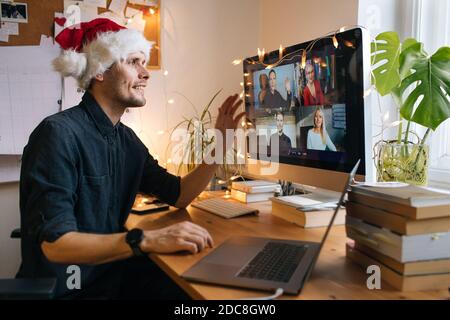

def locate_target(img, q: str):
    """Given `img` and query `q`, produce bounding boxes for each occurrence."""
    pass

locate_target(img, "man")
[269,112,292,156]
[263,69,292,111]
[18,19,245,299]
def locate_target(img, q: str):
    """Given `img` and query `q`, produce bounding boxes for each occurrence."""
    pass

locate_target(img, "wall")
[260,0,358,49]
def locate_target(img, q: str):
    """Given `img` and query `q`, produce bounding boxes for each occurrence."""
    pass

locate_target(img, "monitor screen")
[243,28,366,175]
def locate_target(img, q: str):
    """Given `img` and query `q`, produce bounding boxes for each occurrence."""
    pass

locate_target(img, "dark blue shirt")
[18,92,180,298]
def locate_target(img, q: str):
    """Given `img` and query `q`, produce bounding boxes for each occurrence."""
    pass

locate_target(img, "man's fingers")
[229,99,243,116]
[184,223,213,248]
[180,232,206,252]
[223,94,239,115]
[176,239,198,254]
[233,112,246,127]
[180,221,214,248]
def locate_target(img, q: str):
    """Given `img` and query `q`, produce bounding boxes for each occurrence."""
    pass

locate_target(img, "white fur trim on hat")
[53,29,153,89]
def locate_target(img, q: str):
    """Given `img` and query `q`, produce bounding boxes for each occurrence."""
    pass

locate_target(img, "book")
[346,243,450,291]
[351,184,450,208]
[346,216,450,263]
[348,192,450,220]
[231,180,281,194]
[346,201,450,235]
[230,189,274,203]
[271,198,345,228]
[353,241,450,276]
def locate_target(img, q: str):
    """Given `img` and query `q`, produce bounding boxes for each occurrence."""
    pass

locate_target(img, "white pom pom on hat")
[53,18,153,89]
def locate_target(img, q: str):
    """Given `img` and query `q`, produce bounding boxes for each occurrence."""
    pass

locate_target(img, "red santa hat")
[53,18,153,89]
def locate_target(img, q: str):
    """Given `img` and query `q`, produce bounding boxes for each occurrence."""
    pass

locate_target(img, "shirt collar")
[80,92,118,137]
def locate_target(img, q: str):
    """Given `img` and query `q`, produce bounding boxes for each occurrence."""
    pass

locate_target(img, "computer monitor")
[243,27,372,191]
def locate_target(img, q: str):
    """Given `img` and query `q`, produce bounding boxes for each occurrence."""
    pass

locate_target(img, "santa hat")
[53,18,153,89]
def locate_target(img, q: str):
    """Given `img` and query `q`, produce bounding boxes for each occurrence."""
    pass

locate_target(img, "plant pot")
[375,142,429,186]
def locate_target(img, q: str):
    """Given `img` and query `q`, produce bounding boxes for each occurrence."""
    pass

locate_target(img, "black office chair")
[0,228,57,300]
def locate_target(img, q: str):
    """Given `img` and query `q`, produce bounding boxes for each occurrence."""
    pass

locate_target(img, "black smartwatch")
[126,228,145,257]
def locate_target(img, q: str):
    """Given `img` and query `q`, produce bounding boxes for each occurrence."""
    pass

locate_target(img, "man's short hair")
[269,69,276,78]
[275,111,284,119]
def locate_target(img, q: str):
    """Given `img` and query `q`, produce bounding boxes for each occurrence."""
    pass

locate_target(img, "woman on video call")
[303,61,325,106]
[258,73,269,106]
[307,107,337,151]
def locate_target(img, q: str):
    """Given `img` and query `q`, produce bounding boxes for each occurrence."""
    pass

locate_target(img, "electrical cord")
[238,288,284,300]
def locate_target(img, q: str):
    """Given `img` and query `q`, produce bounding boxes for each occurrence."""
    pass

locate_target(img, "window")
[414,0,450,186]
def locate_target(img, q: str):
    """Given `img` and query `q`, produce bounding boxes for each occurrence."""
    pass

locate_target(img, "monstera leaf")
[371,32,401,96]
[398,45,450,130]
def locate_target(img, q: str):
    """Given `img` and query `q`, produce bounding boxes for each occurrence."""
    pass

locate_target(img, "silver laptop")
[182,160,360,295]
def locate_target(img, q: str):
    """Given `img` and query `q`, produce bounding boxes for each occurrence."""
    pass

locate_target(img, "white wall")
[260,0,358,49]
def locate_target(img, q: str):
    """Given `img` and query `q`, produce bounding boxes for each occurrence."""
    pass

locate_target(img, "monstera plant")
[371,31,450,185]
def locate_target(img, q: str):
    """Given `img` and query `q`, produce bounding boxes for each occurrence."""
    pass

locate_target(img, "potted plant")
[167,90,244,189]
[371,31,450,185]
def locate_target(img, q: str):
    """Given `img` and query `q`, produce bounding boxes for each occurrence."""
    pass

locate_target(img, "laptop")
[182,160,360,295]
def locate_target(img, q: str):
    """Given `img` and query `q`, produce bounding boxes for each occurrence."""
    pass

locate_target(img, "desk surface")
[126,192,449,300]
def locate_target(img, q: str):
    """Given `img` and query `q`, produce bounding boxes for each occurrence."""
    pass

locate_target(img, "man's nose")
[139,65,150,80]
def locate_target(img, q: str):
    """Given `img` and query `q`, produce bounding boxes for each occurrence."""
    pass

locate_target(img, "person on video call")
[307,107,336,151]
[18,18,245,300]
[269,111,292,156]
[258,73,269,106]
[263,69,292,111]
[303,61,325,106]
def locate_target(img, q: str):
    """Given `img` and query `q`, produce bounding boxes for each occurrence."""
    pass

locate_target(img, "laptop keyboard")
[237,242,307,283]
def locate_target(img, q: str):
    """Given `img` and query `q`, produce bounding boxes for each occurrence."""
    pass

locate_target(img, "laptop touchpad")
[204,243,259,266]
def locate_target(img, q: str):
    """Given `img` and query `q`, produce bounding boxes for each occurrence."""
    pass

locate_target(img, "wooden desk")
[126,192,449,300]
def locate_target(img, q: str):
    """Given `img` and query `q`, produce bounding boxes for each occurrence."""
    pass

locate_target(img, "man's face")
[276,114,284,133]
[103,52,149,108]
[269,72,276,92]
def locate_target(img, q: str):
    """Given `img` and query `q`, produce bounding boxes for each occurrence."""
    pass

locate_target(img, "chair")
[0,228,57,300]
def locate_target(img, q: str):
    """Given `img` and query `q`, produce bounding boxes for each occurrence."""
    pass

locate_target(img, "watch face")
[127,228,143,245]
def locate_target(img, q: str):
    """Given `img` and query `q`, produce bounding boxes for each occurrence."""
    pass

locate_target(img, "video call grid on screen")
[243,28,366,174]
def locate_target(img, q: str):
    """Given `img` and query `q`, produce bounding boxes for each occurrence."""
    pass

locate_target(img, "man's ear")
[94,73,104,82]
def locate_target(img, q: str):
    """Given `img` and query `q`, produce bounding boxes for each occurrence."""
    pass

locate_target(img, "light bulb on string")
[232,59,242,66]
[257,48,265,63]
[301,51,307,69]
[279,44,284,60]
[332,35,339,48]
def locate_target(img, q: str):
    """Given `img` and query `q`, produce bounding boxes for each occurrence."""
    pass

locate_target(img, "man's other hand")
[141,221,214,254]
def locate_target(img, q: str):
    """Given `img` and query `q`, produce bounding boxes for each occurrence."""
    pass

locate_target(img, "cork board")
[0,0,161,69]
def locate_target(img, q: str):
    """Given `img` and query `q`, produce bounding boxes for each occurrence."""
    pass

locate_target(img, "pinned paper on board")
[108,0,127,16]
[84,0,107,8]
[0,32,8,43]
[1,22,19,36]
[63,0,99,27]
[128,0,158,6]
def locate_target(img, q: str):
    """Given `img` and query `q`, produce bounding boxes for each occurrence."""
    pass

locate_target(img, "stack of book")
[230,180,281,203]
[345,184,450,291]
[271,195,346,228]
